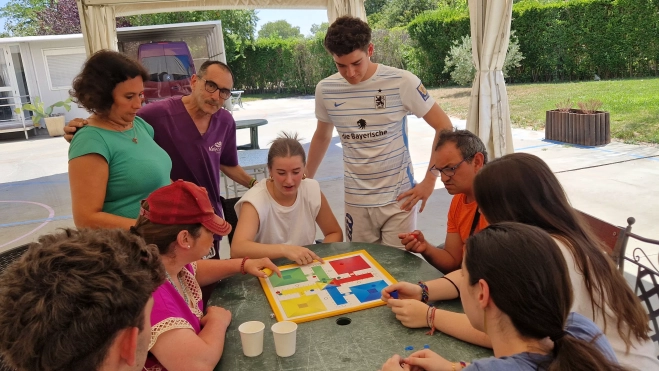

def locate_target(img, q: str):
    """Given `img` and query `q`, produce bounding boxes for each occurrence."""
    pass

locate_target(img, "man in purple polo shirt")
[64,60,255,258]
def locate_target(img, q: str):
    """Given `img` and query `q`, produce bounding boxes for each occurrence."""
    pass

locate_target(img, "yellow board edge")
[258,250,397,324]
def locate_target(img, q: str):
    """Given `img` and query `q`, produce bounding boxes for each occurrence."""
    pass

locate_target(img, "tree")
[257,20,302,39]
[372,0,439,29]
[33,0,129,36]
[310,22,328,36]
[365,0,388,16]
[1,0,51,36]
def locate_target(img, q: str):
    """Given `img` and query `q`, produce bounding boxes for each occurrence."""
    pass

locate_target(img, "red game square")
[330,256,370,274]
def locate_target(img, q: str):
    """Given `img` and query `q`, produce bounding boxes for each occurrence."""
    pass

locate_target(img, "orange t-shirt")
[446,193,489,244]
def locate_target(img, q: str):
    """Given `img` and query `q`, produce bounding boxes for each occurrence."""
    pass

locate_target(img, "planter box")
[545,109,610,146]
[43,116,66,137]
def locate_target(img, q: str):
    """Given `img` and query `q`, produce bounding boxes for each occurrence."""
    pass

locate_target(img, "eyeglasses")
[429,155,475,177]
[199,77,232,99]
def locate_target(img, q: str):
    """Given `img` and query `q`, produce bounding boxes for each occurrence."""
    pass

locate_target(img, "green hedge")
[230,36,335,94]
[231,0,659,92]
[408,0,659,85]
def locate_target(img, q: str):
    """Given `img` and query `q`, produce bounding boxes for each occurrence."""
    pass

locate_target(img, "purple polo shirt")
[137,97,238,240]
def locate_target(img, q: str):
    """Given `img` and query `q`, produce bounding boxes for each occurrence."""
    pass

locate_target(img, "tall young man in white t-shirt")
[306,16,453,246]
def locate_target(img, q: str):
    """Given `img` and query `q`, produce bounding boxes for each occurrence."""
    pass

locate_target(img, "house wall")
[21,38,89,122]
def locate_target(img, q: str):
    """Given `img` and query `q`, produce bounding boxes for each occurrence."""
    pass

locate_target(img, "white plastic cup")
[238,321,265,357]
[271,321,298,357]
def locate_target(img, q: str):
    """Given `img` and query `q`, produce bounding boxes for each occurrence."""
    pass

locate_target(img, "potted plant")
[15,96,73,137]
[545,98,610,146]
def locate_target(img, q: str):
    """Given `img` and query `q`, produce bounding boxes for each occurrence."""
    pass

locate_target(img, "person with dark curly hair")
[306,16,453,247]
[65,59,256,259]
[68,50,172,229]
[0,228,165,371]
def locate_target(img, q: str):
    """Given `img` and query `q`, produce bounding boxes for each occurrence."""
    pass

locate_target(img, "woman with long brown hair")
[382,153,656,370]
[471,153,655,368]
[381,223,624,371]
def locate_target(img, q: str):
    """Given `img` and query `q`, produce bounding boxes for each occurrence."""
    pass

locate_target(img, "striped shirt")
[315,64,435,207]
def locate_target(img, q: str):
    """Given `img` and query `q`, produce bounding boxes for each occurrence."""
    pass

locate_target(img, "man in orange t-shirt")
[399,130,488,273]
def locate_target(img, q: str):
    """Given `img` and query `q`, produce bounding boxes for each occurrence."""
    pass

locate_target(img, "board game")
[258,250,397,324]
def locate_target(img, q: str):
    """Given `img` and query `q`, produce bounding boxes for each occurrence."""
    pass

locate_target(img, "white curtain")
[466,0,514,159]
[327,0,366,23]
[77,1,118,55]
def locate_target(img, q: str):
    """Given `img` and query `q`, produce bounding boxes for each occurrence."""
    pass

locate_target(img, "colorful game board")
[259,250,397,323]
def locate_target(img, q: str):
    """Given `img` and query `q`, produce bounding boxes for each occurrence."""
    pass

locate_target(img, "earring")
[187,245,190,248]
[483,308,487,333]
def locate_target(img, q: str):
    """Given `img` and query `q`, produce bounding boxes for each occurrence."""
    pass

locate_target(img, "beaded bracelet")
[418,281,429,303]
[425,306,437,336]
[240,257,249,274]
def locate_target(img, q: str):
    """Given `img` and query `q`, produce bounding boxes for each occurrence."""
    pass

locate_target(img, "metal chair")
[0,243,30,371]
[220,149,269,198]
[577,210,631,272]
[622,217,659,356]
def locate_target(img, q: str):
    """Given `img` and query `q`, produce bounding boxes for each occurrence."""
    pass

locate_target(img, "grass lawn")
[428,77,659,144]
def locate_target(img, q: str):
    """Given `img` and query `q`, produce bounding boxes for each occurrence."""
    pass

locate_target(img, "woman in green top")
[68,50,171,229]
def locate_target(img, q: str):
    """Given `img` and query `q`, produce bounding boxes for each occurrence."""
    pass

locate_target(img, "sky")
[0,1,329,37]
[255,9,328,37]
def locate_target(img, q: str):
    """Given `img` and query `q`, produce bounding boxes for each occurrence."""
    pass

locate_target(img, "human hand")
[201,306,232,329]
[378,354,411,371]
[403,349,453,371]
[396,178,435,212]
[63,118,87,143]
[283,245,325,265]
[243,257,282,278]
[387,299,431,329]
[398,230,429,254]
[381,282,423,302]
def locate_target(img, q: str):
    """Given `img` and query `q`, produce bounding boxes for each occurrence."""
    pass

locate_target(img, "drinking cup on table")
[238,321,265,357]
[271,321,298,357]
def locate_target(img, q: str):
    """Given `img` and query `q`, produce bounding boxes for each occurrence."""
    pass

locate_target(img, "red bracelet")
[240,257,249,275]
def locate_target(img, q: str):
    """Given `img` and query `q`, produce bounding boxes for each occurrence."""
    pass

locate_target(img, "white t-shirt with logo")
[315,64,435,208]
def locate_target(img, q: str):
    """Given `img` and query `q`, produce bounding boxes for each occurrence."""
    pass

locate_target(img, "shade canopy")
[466,0,514,159]
[75,0,366,55]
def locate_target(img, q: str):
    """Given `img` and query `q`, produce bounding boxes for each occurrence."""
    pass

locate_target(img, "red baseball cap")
[141,180,231,236]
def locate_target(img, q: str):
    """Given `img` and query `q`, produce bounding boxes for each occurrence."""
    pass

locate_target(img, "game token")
[262,268,273,276]
[390,290,399,299]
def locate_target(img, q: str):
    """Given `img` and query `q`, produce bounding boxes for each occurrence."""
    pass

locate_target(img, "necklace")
[165,270,190,305]
[91,116,138,144]
[116,124,138,144]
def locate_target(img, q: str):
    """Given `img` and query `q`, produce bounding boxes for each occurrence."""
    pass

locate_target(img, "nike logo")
[334,102,346,107]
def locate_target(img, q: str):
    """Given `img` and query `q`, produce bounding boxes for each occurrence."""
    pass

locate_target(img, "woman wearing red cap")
[231,132,343,265]
[133,180,281,371]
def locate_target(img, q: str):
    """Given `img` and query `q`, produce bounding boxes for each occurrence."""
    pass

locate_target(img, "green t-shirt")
[68,116,172,219]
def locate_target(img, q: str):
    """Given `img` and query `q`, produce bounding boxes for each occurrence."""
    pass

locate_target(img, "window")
[43,47,86,90]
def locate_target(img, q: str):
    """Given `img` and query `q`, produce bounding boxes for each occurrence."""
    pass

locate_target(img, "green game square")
[269,267,308,287]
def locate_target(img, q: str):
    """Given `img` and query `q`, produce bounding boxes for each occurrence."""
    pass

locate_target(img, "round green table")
[210,242,492,370]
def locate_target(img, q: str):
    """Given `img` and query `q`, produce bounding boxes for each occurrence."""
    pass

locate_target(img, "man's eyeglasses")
[199,77,232,99]
[429,155,475,177]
